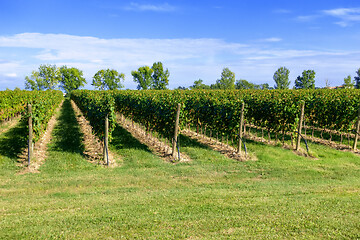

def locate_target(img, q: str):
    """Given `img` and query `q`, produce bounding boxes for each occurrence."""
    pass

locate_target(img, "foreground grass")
[0,101,359,239]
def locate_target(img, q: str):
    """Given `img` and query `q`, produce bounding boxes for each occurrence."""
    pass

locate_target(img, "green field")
[0,99,359,239]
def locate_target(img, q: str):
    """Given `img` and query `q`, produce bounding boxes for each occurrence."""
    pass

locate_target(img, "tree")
[92,69,125,90]
[325,79,331,88]
[131,66,154,90]
[355,68,360,89]
[212,68,235,89]
[25,64,61,90]
[343,75,354,89]
[176,86,187,90]
[294,70,316,89]
[38,64,61,90]
[273,67,290,89]
[59,66,86,93]
[259,83,272,90]
[151,62,169,90]
[25,71,41,90]
[235,80,272,90]
[190,79,211,90]
[235,79,259,89]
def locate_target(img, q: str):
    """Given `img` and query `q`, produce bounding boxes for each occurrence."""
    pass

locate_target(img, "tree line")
[25,62,170,93]
[24,64,360,92]
[189,67,360,90]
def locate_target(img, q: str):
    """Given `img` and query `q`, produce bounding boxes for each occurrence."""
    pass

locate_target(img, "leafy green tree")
[294,70,316,89]
[235,79,259,89]
[259,83,272,90]
[92,69,125,90]
[25,64,61,90]
[343,75,354,89]
[355,68,360,89]
[176,86,187,90]
[38,64,61,90]
[59,66,86,93]
[325,79,330,88]
[212,68,235,89]
[25,71,41,90]
[235,80,272,90]
[190,79,211,90]
[131,66,154,90]
[151,62,169,90]
[273,67,290,89]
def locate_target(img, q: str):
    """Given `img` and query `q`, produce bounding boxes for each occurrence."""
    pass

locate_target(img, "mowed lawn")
[0,100,359,239]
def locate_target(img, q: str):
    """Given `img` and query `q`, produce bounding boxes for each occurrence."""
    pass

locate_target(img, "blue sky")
[0,0,360,90]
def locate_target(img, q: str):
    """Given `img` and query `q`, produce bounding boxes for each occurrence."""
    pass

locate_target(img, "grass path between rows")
[0,99,360,239]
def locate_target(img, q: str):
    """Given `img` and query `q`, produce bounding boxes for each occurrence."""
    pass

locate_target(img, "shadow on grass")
[111,123,152,152]
[49,99,85,154]
[241,138,267,146]
[0,121,27,159]
[178,133,218,150]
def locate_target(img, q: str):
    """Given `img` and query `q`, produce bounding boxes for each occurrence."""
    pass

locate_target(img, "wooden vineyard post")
[237,102,245,154]
[104,114,109,166]
[296,102,305,151]
[28,103,33,166]
[353,107,360,151]
[172,104,181,159]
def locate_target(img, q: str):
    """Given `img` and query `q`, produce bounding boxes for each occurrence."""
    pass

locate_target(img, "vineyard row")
[70,89,360,154]
[1,89,359,163]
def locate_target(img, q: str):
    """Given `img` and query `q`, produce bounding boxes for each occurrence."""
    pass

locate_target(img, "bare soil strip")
[244,124,360,155]
[242,128,311,157]
[71,100,120,167]
[303,124,357,138]
[181,129,253,161]
[0,116,21,135]
[18,101,64,173]
[245,124,360,157]
[116,113,190,163]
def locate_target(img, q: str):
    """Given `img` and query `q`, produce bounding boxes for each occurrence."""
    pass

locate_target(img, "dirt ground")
[0,116,21,135]
[18,101,64,173]
[243,124,360,156]
[181,129,253,161]
[116,113,190,163]
[71,100,120,167]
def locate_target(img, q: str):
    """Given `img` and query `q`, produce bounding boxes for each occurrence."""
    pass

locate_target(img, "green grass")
[0,119,27,175]
[0,100,359,239]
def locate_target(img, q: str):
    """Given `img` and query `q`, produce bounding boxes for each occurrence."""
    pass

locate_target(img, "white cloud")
[0,33,249,89]
[296,15,320,22]
[260,38,282,42]
[296,7,360,27]
[0,62,23,89]
[5,73,17,78]
[335,21,349,27]
[123,2,176,12]
[323,8,360,17]
[0,33,249,66]
[0,33,358,89]
[0,61,21,75]
[323,8,360,27]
